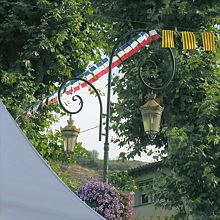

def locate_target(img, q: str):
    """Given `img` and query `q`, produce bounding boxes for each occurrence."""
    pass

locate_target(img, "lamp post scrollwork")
[58,29,175,183]
[58,77,105,178]
[104,28,175,183]
[58,77,103,142]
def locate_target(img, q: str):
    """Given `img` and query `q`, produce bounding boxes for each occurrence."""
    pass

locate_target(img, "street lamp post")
[103,28,175,183]
[58,29,175,183]
[58,77,104,173]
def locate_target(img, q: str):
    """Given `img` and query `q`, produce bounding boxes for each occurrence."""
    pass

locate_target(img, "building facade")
[129,162,175,220]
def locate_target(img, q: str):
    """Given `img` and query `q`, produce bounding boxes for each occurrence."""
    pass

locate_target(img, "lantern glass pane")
[67,137,73,151]
[61,130,77,152]
[141,110,162,134]
[63,137,68,152]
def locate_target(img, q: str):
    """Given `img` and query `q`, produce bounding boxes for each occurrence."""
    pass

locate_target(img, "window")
[138,179,154,205]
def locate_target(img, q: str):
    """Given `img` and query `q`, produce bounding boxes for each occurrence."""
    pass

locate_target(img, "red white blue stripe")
[26,30,160,116]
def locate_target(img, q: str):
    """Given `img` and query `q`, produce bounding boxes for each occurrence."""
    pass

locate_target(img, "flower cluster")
[77,181,133,220]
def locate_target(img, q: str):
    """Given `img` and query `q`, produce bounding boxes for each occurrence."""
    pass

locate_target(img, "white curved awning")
[0,101,105,220]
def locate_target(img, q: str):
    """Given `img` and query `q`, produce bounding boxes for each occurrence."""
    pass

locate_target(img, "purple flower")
[77,181,133,220]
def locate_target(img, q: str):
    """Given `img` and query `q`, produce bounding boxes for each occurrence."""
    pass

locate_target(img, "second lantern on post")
[140,94,164,142]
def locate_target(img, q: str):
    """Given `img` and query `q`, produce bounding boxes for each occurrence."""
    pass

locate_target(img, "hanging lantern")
[60,116,80,152]
[140,95,164,141]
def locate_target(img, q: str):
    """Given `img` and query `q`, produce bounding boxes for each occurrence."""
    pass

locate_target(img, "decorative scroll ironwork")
[58,77,103,141]
[138,46,175,90]
[59,93,83,115]
[104,28,176,183]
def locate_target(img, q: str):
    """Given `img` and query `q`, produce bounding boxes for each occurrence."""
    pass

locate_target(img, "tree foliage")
[109,170,137,192]
[92,0,220,218]
[0,0,107,161]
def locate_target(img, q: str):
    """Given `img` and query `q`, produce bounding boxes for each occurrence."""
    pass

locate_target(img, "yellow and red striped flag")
[202,32,215,51]
[162,30,175,48]
[182,31,196,50]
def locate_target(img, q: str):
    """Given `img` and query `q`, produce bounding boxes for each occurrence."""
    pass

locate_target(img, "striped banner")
[202,32,215,51]
[162,30,175,48]
[25,30,160,117]
[182,31,196,50]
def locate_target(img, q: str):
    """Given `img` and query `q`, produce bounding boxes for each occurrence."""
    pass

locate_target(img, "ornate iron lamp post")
[104,28,175,183]
[58,29,175,183]
[58,77,103,170]
[138,55,175,140]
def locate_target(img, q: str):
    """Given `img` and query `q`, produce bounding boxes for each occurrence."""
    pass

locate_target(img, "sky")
[53,69,156,162]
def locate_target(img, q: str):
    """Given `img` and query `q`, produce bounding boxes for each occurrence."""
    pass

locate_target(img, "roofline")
[128,161,163,176]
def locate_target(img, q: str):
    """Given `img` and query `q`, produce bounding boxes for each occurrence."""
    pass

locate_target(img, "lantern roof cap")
[141,95,164,110]
[61,116,80,133]
[145,99,161,107]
